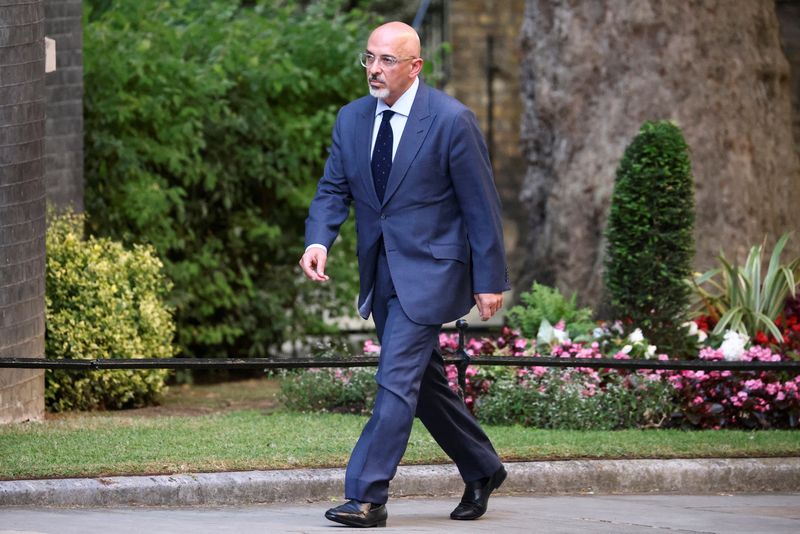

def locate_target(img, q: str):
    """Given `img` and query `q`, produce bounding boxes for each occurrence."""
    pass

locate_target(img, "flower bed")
[280,316,800,430]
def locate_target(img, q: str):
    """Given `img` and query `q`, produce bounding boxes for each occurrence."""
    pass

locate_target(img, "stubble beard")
[369,85,390,100]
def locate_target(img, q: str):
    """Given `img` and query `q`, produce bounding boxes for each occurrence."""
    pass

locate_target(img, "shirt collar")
[375,77,419,118]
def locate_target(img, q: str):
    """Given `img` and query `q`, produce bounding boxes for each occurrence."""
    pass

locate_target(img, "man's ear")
[410,58,424,78]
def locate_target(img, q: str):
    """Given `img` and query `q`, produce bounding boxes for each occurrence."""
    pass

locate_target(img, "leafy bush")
[475,369,675,430]
[45,212,176,411]
[280,367,376,414]
[605,120,695,355]
[689,233,799,343]
[507,282,595,340]
[83,0,369,357]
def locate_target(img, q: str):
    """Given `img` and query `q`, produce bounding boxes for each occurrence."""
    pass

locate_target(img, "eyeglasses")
[359,52,418,69]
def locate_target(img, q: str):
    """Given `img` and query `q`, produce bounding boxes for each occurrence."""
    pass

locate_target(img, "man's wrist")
[305,244,327,254]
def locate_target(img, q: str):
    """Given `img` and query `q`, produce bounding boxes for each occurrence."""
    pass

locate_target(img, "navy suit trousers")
[344,245,503,504]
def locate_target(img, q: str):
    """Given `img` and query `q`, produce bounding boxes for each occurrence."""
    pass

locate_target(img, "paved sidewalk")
[2,458,799,507]
[2,493,800,533]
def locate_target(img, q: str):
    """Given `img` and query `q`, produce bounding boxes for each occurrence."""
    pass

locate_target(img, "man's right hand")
[299,248,330,282]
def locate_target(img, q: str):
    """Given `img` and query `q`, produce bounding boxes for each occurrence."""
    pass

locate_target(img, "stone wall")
[0,0,47,423]
[44,0,84,212]
[446,0,526,288]
[519,0,800,310]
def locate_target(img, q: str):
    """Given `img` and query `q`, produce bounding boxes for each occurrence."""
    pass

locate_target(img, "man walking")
[299,21,509,528]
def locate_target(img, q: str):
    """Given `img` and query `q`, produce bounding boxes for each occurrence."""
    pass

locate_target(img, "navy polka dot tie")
[372,110,394,203]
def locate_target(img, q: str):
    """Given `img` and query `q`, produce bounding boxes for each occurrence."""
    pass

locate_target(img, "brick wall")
[0,0,47,423]
[445,0,526,289]
[44,0,84,212]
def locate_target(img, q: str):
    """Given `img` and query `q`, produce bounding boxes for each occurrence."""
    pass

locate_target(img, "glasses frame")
[359,52,419,69]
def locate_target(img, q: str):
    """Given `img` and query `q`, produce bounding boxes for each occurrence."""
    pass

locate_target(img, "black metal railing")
[2,321,799,392]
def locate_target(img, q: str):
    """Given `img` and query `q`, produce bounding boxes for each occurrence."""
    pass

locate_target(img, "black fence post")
[455,319,470,397]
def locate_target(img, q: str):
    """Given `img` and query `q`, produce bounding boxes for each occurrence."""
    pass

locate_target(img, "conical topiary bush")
[605,120,695,355]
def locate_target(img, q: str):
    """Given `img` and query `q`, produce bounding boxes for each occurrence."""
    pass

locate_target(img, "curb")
[1,458,799,507]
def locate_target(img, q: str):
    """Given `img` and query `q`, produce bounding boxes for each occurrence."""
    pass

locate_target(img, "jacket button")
[380,214,386,220]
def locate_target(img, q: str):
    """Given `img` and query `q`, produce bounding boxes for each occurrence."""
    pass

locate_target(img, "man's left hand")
[474,293,503,321]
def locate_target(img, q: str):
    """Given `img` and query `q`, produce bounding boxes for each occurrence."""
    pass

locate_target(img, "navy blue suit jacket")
[305,81,509,325]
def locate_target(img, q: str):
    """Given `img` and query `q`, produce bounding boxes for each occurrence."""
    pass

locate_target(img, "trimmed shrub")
[83,0,369,357]
[280,368,376,414]
[45,212,176,411]
[475,369,675,430]
[605,120,695,355]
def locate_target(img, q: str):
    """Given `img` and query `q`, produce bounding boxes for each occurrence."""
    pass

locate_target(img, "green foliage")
[690,233,799,341]
[83,0,370,356]
[507,282,595,339]
[475,372,675,430]
[604,120,696,354]
[279,368,376,414]
[45,212,176,412]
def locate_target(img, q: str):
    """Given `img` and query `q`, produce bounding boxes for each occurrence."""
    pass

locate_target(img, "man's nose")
[368,63,382,77]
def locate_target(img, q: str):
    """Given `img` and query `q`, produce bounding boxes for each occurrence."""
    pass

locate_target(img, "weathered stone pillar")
[520,0,800,311]
[44,0,83,212]
[0,0,47,423]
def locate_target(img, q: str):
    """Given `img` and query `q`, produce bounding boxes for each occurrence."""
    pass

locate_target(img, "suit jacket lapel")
[358,100,381,210]
[382,82,435,207]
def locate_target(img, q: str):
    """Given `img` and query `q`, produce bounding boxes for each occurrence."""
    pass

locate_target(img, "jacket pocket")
[429,243,468,264]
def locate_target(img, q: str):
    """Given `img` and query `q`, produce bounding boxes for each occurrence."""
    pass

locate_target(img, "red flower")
[754,331,769,346]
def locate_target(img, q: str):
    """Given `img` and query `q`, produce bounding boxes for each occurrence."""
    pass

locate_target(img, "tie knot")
[381,110,395,123]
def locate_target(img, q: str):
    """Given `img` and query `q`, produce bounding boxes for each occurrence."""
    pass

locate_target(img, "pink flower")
[363,340,381,354]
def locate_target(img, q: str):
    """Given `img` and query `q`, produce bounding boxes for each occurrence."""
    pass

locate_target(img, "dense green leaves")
[84,0,369,356]
[604,121,696,354]
[45,212,175,411]
[507,282,595,340]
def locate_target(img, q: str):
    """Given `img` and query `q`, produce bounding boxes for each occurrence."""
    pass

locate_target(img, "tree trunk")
[519,0,800,312]
[776,0,800,162]
[0,0,47,422]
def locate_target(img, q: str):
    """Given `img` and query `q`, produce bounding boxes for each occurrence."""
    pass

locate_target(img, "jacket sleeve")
[304,109,353,251]
[448,108,510,293]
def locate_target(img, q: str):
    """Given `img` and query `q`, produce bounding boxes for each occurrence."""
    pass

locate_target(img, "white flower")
[592,327,605,339]
[621,344,633,354]
[683,321,699,336]
[720,331,749,361]
[646,345,657,358]
[553,327,569,344]
[683,321,707,343]
[628,328,644,344]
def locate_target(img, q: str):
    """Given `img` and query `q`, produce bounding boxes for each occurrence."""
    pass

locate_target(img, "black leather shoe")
[450,465,507,520]
[325,499,387,528]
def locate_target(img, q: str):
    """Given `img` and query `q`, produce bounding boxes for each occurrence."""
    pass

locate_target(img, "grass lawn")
[1,379,798,480]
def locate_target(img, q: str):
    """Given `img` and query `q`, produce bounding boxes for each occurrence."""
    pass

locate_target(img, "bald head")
[368,22,421,58]
[364,21,424,106]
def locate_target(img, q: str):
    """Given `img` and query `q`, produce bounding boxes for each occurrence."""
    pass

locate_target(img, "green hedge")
[83,0,369,357]
[604,120,695,354]
[45,213,176,411]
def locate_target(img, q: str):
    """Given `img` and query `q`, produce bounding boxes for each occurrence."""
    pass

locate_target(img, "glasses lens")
[360,53,373,67]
